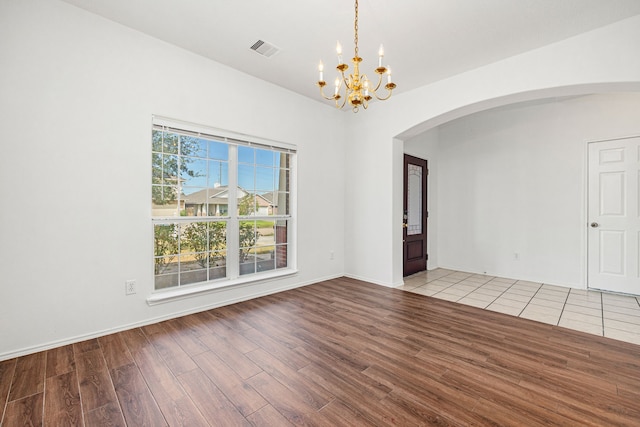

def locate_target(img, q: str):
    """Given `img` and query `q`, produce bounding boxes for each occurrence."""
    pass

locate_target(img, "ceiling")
[60,0,640,107]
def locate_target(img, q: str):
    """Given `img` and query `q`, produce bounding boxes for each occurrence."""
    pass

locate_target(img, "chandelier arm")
[367,72,395,100]
[317,83,339,101]
[371,87,394,101]
[339,69,349,86]
[336,93,348,109]
[371,72,384,92]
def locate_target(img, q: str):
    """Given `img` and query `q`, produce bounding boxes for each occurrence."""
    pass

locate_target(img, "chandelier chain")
[354,0,359,58]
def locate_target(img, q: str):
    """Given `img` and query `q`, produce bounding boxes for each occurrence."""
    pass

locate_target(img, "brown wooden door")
[403,154,428,276]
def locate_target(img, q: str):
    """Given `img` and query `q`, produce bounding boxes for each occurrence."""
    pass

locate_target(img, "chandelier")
[316,0,396,112]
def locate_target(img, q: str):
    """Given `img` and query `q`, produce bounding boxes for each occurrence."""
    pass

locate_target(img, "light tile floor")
[399,268,640,346]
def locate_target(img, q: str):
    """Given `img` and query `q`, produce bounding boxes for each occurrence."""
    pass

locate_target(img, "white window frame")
[148,116,297,305]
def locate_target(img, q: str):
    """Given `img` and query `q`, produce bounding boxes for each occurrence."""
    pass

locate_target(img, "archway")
[395,84,640,287]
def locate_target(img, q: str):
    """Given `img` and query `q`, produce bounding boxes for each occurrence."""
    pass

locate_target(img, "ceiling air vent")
[250,40,281,58]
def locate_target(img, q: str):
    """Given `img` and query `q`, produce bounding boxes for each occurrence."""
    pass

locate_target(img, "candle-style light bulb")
[364,80,370,97]
[378,44,384,67]
[387,67,392,84]
[334,77,340,95]
[336,41,343,64]
[318,61,324,82]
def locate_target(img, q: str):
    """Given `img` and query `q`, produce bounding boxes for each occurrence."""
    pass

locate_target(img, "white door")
[588,136,640,294]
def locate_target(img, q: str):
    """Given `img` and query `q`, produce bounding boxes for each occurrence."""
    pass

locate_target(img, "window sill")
[146,269,298,306]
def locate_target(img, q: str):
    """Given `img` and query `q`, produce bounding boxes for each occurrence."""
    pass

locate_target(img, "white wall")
[435,93,640,286]
[345,14,640,288]
[0,0,346,359]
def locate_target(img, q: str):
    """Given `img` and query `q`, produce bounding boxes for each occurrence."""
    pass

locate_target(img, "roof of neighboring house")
[254,193,271,207]
[183,186,275,205]
[259,192,274,205]
[260,192,291,207]
[183,186,229,205]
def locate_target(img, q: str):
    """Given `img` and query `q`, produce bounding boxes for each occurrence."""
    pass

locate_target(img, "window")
[152,118,295,291]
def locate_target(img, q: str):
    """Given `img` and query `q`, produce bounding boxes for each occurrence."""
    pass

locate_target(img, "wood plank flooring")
[1,277,640,426]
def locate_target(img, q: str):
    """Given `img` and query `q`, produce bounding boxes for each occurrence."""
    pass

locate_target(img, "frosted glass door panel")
[407,164,422,236]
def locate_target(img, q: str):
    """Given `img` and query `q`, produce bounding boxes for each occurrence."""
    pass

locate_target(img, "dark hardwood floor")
[2,277,640,426]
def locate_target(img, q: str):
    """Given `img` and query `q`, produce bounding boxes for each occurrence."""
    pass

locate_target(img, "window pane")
[208,160,228,188]
[256,148,275,166]
[276,244,287,269]
[179,221,228,285]
[152,187,180,216]
[238,220,287,272]
[238,194,257,216]
[182,221,227,260]
[203,190,227,216]
[275,220,288,268]
[164,134,179,154]
[209,222,227,251]
[152,129,163,152]
[155,272,179,290]
[256,193,272,216]
[238,164,255,190]
[154,223,179,253]
[256,166,275,192]
[152,131,179,154]
[255,221,276,272]
[239,258,256,276]
[209,265,226,280]
[256,248,275,273]
[240,220,257,248]
[277,152,290,169]
[239,220,257,276]
[275,168,290,192]
[270,191,289,215]
[256,220,275,246]
[208,140,228,160]
[152,153,181,185]
[180,254,206,272]
[180,271,208,286]
[182,188,206,216]
[181,157,208,188]
[151,153,162,184]
[238,146,254,164]
[154,224,179,287]
[178,224,207,284]
[179,261,208,286]
[180,136,207,158]
[258,192,274,216]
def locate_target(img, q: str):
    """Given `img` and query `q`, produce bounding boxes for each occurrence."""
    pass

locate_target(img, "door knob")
[590,222,599,228]
[402,223,408,228]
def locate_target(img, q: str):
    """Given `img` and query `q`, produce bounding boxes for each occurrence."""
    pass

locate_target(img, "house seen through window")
[152,120,294,290]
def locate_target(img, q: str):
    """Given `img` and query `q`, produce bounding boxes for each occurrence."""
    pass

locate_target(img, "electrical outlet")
[125,279,136,295]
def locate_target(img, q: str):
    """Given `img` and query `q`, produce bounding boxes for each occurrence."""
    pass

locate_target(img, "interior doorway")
[403,154,428,276]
